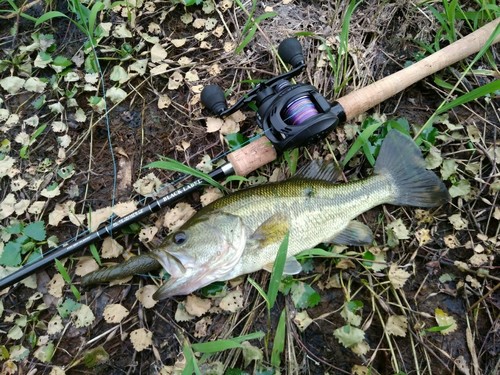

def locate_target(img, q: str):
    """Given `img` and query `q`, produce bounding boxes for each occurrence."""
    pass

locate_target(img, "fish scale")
[220,175,396,279]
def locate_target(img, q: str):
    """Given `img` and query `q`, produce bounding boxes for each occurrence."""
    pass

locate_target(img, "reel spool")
[201,38,345,152]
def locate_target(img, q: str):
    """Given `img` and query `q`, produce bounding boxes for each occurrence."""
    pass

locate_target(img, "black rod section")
[0,164,234,291]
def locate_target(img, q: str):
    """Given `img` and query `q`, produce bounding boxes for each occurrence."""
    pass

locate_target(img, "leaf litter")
[0,0,498,373]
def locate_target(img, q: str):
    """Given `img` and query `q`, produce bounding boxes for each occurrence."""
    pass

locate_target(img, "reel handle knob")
[278,38,304,68]
[201,85,227,115]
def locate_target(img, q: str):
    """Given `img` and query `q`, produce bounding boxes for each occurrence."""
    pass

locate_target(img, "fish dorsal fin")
[249,212,290,247]
[263,257,302,275]
[328,220,373,246]
[292,159,341,182]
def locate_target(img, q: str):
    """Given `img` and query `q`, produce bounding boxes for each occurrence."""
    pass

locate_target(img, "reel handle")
[278,38,304,67]
[200,84,227,115]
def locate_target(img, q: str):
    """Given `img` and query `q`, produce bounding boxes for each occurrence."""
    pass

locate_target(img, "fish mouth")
[152,267,214,299]
[151,249,216,299]
[151,242,246,300]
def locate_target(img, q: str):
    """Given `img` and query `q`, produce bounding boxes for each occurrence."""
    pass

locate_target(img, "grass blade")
[191,331,265,353]
[89,1,105,37]
[271,308,286,369]
[267,232,289,309]
[182,338,201,375]
[35,11,69,26]
[247,277,270,306]
[436,79,500,115]
[146,158,225,191]
[342,121,384,167]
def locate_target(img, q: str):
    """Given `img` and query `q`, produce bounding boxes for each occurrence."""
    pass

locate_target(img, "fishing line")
[282,95,320,126]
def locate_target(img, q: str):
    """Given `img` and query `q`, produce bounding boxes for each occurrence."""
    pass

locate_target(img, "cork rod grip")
[227,136,277,176]
[337,18,500,120]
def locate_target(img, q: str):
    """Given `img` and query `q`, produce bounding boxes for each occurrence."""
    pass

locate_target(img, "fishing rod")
[1,18,498,291]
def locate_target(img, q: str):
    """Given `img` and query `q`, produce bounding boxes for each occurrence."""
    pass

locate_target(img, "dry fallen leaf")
[130,328,153,352]
[72,304,95,328]
[103,303,130,324]
[133,173,162,196]
[200,187,223,206]
[185,295,212,317]
[139,226,158,243]
[444,234,460,249]
[388,263,411,289]
[158,95,171,109]
[136,285,159,309]
[151,43,168,63]
[386,315,407,337]
[387,218,410,240]
[88,206,113,231]
[0,194,16,220]
[219,290,244,312]
[0,76,26,94]
[206,117,224,133]
[293,311,313,332]
[414,228,430,246]
[101,237,124,259]
[47,274,65,298]
[194,316,212,338]
[50,366,66,375]
[168,71,183,90]
[47,315,64,335]
[175,302,195,322]
[163,202,196,231]
[434,308,458,335]
[468,253,489,267]
[113,201,137,217]
[74,257,99,276]
[448,213,468,230]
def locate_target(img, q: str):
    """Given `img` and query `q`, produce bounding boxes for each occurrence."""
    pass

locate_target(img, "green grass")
[234,0,277,54]
[325,0,361,96]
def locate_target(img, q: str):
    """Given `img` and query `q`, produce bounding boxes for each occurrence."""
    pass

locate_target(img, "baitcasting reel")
[201,38,345,152]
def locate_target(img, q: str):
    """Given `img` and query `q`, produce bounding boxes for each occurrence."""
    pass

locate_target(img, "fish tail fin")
[374,130,450,207]
[81,254,160,287]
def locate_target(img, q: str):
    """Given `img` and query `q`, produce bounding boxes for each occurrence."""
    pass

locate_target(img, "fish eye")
[173,231,187,245]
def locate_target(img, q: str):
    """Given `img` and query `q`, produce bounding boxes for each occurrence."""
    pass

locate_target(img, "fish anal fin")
[250,212,290,247]
[264,257,302,275]
[328,220,373,246]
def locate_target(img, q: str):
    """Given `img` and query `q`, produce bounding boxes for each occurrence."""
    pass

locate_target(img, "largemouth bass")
[82,130,449,299]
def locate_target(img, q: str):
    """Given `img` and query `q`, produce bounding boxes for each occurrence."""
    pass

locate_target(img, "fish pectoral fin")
[263,257,302,275]
[328,220,373,246]
[250,212,290,247]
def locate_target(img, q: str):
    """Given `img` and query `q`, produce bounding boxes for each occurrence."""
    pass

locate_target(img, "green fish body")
[82,131,449,299]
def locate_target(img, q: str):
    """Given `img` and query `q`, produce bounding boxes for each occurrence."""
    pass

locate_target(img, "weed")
[234,0,277,53]
[325,0,361,97]
[35,1,105,44]
[182,331,265,373]
[146,157,226,192]
[0,220,48,267]
[54,259,81,300]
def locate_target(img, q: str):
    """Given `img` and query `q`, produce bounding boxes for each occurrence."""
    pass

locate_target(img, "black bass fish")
[82,130,449,299]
